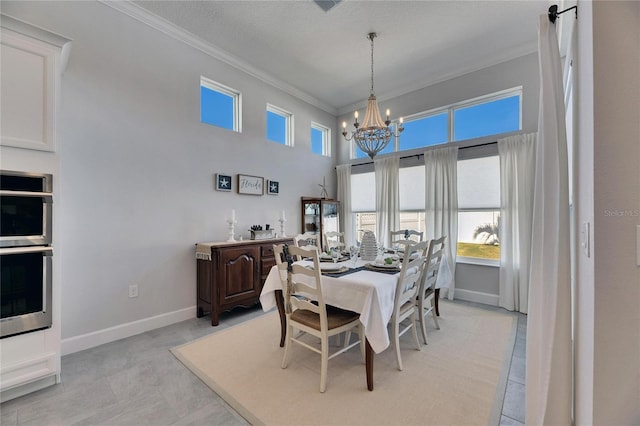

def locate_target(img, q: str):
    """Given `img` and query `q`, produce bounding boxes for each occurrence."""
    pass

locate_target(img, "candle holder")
[278,218,287,238]
[226,219,237,242]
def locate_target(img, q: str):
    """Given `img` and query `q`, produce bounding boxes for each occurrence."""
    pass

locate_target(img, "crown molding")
[100,1,337,115]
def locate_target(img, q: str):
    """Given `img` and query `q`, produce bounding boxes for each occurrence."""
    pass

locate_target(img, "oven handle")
[0,246,53,255]
[0,190,53,202]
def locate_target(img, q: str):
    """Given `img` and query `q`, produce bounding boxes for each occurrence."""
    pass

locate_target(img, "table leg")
[435,289,440,316]
[274,289,286,347]
[366,339,374,391]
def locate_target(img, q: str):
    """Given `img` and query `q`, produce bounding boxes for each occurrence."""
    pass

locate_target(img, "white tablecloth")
[259,260,399,354]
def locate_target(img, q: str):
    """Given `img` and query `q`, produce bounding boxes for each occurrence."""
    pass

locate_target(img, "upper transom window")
[200,76,241,132]
[267,104,293,146]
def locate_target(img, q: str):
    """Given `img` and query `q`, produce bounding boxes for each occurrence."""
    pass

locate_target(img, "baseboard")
[61,306,196,355]
[1,374,58,403]
[453,288,499,306]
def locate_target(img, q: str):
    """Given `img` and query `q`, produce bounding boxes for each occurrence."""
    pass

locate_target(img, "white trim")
[0,375,57,403]
[311,121,331,157]
[61,306,195,355]
[457,256,500,267]
[100,1,336,115]
[266,103,294,147]
[454,288,499,306]
[200,76,242,133]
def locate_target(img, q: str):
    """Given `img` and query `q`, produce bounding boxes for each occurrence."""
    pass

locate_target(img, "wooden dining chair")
[323,231,345,252]
[390,229,424,243]
[390,229,424,251]
[416,236,446,345]
[293,232,321,260]
[279,244,365,392]
[389,240,429,371]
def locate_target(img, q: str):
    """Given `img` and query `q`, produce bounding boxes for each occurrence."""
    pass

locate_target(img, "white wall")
[588,1,640,423]
[2,1,338,349]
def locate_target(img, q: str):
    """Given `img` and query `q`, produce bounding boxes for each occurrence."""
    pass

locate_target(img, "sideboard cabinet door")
[216,246,260,311]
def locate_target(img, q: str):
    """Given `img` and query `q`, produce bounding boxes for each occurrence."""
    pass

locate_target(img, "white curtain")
[336,164,354,247]
[374,156,399,247]
[424,147,458,298]
[526,15,572,425]
[498,133,536,313]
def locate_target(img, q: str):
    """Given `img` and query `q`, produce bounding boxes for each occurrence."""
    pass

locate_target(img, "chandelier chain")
[369,33,375,96]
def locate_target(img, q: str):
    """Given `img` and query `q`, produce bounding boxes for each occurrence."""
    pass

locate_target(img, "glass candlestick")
[278,218,287,238]
[226,219,237,242]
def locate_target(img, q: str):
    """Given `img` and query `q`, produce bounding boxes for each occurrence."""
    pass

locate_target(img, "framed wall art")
[215,173,232,191]
[237,174,264,195]
[267,180,279,195]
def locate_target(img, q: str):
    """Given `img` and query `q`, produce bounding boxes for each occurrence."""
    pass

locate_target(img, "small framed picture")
[237,174,264,195]
[215,174,232,191]
[267,180,279,195]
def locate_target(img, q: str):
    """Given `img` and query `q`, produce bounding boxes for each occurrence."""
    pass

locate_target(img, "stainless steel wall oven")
[0,171,53,339]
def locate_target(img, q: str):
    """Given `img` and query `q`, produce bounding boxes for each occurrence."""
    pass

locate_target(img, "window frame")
[350,86,522,159]
[451,88,523,142]
[200,76,242,132]
[456,154,501,266]
[266,103,294,146]
[311,121,331,157]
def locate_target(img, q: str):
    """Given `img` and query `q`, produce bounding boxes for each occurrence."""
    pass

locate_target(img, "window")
[453,94,521,141]
[350,167,427,244]
[200,76,241,132]
[351,171,376,243]
[266,104,293,146]
[350,87,521,159]
[400,111,448,151]
[311,122,331,156]
[457,156,500,261]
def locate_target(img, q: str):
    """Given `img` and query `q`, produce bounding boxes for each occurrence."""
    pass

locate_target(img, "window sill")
[456,256,499,267]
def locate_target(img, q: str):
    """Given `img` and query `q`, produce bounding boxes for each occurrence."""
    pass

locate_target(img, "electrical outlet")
[128,284,138,298]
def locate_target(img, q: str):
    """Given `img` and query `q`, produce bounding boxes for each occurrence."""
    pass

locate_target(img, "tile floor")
[1,300,526,425]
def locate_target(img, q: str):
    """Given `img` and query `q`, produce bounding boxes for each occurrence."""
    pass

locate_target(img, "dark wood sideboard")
[196,237,294,325]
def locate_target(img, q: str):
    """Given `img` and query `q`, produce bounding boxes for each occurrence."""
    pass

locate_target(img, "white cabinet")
[1,14,71,152]
[0,15,69,402]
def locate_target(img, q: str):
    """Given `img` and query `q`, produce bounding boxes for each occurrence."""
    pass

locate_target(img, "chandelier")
[342,32,403,159]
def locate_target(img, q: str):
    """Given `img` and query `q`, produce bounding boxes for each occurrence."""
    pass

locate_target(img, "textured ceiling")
[133,0,550,114]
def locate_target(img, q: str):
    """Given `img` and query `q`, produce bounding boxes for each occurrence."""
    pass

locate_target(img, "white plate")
[319,263,342,271]
[370,261,400,269]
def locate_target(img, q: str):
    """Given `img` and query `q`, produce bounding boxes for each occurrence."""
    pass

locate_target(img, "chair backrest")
[419,236,446,297]
[323,231,345,251]
[273,244,289,291]
[390,229,424,252]
[393,241,429,312]
[390,229,424,243]
[293,233,321,260]
[279,245,328,327]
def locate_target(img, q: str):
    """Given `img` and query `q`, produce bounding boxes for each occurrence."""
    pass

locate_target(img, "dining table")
[259,255,402,391]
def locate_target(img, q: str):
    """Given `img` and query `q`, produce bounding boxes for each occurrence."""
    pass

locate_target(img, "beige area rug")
[171,301,516,426]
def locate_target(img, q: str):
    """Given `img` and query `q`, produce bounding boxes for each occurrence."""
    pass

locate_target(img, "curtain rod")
[348,141,497,168]
[548,4,577,23]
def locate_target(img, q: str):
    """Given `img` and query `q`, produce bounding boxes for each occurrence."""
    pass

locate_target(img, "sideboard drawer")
[261,244,276,258]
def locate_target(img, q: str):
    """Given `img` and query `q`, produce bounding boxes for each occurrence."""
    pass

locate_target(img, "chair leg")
[393,320,403,371]
[431,299,440,330]
[320,337,329,393]
[410,312,421,351]
[418,302,429,345]
[281,324,293,369]
[358,327,366,363]
[342,331,352,349]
